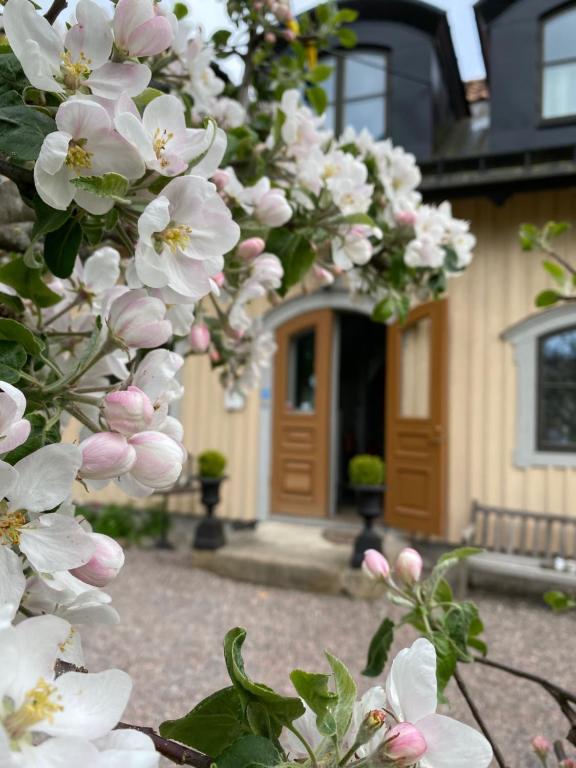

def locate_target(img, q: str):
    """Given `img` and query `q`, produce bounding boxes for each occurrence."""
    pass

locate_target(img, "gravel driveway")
[83,549,575,767]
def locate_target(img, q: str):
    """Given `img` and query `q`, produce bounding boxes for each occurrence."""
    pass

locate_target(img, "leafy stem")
[285,723,318,768]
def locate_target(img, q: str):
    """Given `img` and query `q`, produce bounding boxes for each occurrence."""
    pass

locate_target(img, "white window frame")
[503,304,576,468]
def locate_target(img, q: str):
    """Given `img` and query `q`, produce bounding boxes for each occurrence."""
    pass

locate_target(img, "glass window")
[400,316,431,419]
[288,329,316,413]
[537,325,576,451]
[323,50,387,137]
[542,7,576,119]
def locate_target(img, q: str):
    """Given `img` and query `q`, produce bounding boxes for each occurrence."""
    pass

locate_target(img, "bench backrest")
[470,501,576,559]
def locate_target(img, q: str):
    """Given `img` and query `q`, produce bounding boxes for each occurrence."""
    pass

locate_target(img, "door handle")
[428,426,444,445]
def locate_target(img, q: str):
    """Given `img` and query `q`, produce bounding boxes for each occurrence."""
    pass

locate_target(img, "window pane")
[288,329,316,413]
[344,97,385,138]
[543,63,576,118]
[538,327,576,450]
[344,53,386,99]
[400,317,431,419]
[544,8,576,63]
[321,56,337,103]
[324,104,336,133]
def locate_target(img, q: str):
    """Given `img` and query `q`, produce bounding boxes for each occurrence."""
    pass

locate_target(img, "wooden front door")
[385,300,448,535]
[271,309,333,517]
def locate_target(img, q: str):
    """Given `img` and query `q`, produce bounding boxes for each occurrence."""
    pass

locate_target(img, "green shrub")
[198,450,227,478]
[348,454,386,487]
[75,503,171,545]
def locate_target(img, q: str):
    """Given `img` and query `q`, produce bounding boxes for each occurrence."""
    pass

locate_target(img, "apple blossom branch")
[44,0,67,24]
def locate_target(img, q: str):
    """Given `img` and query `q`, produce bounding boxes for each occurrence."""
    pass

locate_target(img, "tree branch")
[115,723,212,768]
[0,158,35,199]
[44,0,68,24]
[453,667,509,768]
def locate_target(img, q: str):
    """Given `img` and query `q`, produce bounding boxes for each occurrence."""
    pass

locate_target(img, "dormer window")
[323,50,388,137]
[542,5,576,120]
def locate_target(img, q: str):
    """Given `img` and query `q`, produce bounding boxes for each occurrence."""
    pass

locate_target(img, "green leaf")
[0,54,28,97]
[0,104,55,163]
[44,219,82,279]
[70,173,130,202]
[372,296,395,324]
[266,229,316,296]
[0,341,26,383]
[325,653,356,745]
[173,1,188,19]
[433,578,453,605]
[306,64,333,84]
[362,618,394,677]
[536,289,561,308]
[159,687,249,758]
[337,28,357,48]
[519,223,540,251]
[444,603,479,661]
[289,670,337,735]
[0,291,24,315]
[341,213,375,227]
[305,85,327,115]
[437,547,483,566]
[333,8,359,24]
[544,590,576,613]
[431,633,457,693]
[543,220,570,241]
[32,197,73,240]
[542,260,566,286]
[212,29,232,47]
[215,735,282,768]
[0,318,44,354]
[0,256,62,308]
[133,88,164,110]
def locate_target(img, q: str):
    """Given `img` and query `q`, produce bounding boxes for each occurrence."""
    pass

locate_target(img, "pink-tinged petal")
[131,349,183,403]
[87,61,151,100]
[417,714,493,768]
[56,98,111,139]
[0,419,31,454]
[7,443,82,513]
[115,111,156,166]
[73,188,115,216]
[0,547,25,622]
[88,131,145,180]
[45,670,132,740]
[20,513,95,572]
[0,460,18,498]
[126,14,173,56]
[385,638,438,723]
[3,0,62,90]
[34,157,74,211]
[115,472,155,498]
[65,0,113,69]
[37,130,71,176]
[137,196,171,244]
[113,0,154,49]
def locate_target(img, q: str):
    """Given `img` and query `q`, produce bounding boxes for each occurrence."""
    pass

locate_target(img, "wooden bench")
[459,500,576,595]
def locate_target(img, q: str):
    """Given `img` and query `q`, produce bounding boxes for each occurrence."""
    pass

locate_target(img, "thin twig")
[453,667,509,768]
[543,246,576,276]
[44,0,68,24]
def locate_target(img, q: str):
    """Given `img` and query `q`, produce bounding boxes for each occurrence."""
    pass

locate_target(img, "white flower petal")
[94,730,159,768]
[83,247,121,292]
[34,160,75,211]
[56,98,111,139]
[137,196,171,244]
[0,547,25,619]
[87,61,151,100]
[115,111,156,165]
[385,638,438,723]
[190,126,227,178]
[20,513,95,573]
[19,736,99,768]
[142,93,185,137]
[73,188,115,216]
[46,669,132,740]
[3,0,62,92]
[417,713,493,768]
[1,419,31,455]
[0,460,18,498]
[0,380,26,432]
[65,0,113,69]
[7,444,82,513]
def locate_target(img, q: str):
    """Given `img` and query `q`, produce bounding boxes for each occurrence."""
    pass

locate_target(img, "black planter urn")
[350,484,386,568]
[193,476,227,550]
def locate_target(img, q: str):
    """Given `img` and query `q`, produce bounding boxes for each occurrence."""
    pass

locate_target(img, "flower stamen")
[153,128,174,168]
[158,224,193,253]
[61,50,92,90]
[65,140,93,171]
[4,679,63,741]
[0,510,26,546]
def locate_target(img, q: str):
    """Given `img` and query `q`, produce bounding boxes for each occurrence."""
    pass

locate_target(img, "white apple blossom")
[34,99,145,214]
[113,0,176,57]
[3,0,151,99]
[0,381,30,456]
[332,226,374,270]
[135,175,240,300]
[184,37,225,111]
[23,570,120,626]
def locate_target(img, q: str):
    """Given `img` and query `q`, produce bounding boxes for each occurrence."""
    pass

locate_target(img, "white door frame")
[257,289,374,521]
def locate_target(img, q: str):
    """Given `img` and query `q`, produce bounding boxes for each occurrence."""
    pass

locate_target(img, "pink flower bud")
[381,723,427,766]
[265,32,276,44]
[103,386,155,436]
[113,0,175,57]
[283,29,296,42]
[212,170,230,190]
[395,548,423,585]
[395,210,417,227]
[128,431,185,490]
[256,190,292,228]
[560,760,576,768]
[254,1,263,9]
[189,323,211,353]
[70,533,125,587]
[532,737,552,758]
[108,289,172,349]
[362,549,390,580]
[79,432,136,480]
[213,272,225,288]
[238,237,266,261]
[313,265,335,286]
[210,350,221,363]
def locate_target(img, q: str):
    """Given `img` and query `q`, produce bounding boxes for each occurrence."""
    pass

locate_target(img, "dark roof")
[344,0,469,118]
[474,0,522,24]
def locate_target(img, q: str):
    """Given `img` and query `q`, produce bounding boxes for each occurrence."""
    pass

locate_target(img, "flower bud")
[103,386,155,436]
[212,170,230,190]
[265,32,276,44]
[70,533,125,587]
[213,272,225,288]
[238,237,266,261]
[395,210,417,227]
[255,190,292,228]
[189,323,211,353]
[128,431,185,490]
[560,760,576,768]
[354,709,387,749]
[532,737,552,758]
[210,349,221,363]
[108,289,172,349]
[395,548,423,585]
[313,265,335,286]
[362,549,390,580]
[79,432,136,480]
[381,723,427,766]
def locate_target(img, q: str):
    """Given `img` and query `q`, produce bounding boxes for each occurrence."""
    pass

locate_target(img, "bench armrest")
[461,524,476,545]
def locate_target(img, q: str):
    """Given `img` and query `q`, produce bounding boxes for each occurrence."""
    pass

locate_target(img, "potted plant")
[348,454,386,568]
[193,450,228,550]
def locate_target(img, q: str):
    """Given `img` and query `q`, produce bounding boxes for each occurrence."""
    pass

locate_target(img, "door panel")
[271,310,333,517]
[385,300,448,535]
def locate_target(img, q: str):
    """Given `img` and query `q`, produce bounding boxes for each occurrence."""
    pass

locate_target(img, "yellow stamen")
[4,679,63,741]
[0,511,26,546]
[65,141,93,171]
[61,50,92,90]
[153,128,174,168]
[159,225,193,253]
